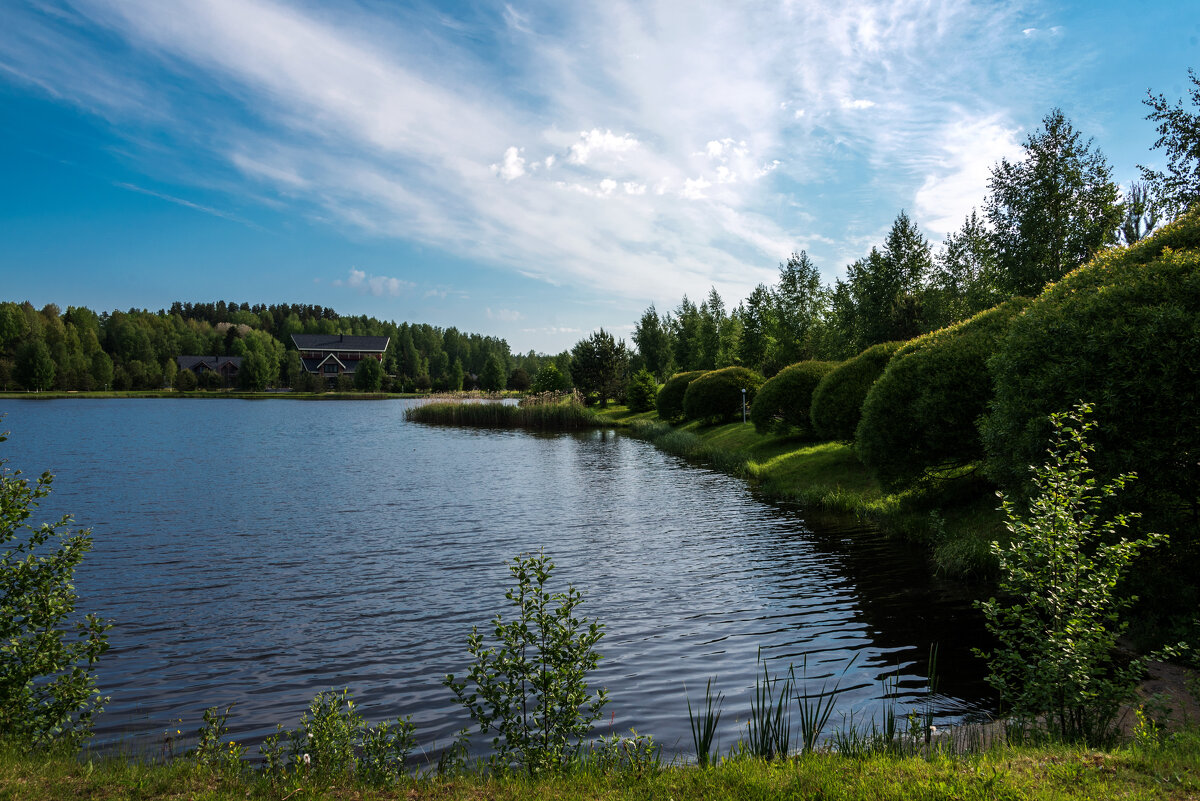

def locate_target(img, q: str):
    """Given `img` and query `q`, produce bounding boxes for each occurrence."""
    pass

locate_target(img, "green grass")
[5,736,1200,800]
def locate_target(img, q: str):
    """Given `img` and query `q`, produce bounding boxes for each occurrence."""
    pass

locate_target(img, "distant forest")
[0,300,563,393]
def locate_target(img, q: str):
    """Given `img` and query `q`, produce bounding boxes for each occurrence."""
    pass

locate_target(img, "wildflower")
[302,753,311,765]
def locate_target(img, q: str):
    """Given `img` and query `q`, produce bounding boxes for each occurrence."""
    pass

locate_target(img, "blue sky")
[1,1,1196,353]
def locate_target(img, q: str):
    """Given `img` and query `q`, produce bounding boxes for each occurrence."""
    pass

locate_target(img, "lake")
[0,398,993,760]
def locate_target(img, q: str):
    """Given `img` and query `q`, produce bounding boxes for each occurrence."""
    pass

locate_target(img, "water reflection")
[0,399,992,758]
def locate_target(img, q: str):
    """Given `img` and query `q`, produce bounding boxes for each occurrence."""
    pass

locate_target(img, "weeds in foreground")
[686,678,723,767]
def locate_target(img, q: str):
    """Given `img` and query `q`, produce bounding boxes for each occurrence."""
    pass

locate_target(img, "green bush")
[655,370,706,421]
[856,299,1028,490]
[0,428,110,750]
[749,360,839,435]
[682,367,764,424]
[810,342,902,442]
[625,369,658,413]
[981,209,1200,572]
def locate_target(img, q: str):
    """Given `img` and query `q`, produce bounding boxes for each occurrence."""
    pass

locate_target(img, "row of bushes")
[648,211,1200,607]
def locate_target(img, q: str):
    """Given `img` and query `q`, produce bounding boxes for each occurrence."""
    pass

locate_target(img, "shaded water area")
[1,399,993,760]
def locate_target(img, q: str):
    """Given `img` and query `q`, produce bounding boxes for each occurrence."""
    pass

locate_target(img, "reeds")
[686,678,724,768]
[404,399,607,430]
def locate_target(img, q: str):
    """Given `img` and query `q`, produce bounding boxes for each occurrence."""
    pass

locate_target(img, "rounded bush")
[682,366,765,424]
[625,369,658,413]
[811,342,902,442]
[982,209,1200,528]
[655,370,706,421]
[856,298,1029,490]
[750,360,839,435]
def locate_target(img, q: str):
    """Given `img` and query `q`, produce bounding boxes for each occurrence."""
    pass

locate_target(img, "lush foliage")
[624,369,658,413]
[1140,68,1200,219]
[682,367,764,425]
[531,362,572,394]
[976,404,1163,746]
[986,109,1122,296]
[856,299,1027,490]
[982,210,1200,615]
[352,356,384,392]
[749,360,838,436]
[445,551,607,775]
[654,370,706,422]
[569,329,629,407]
[0,430,110,749]
[810,342,901,442]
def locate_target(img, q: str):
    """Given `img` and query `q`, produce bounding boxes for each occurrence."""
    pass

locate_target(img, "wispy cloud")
[1,0,1065,306]
[487,307,523,322]
[332,268,414,297]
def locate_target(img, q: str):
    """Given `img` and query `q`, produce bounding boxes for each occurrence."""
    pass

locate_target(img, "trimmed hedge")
[982,209,1200,528]
[856,299,1029,490]
[682,367,765,424]
[810,342,903,442]
[656,371,707,421]
[750,360,840,435]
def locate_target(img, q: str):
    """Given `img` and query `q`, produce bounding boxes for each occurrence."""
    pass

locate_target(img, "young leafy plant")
[975,403,1166,746]
[444,551,608,775]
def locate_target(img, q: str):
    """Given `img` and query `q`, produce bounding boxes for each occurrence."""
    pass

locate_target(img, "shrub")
[982,209,1200,527]
[444,551,607,775]
[682,367,764,425]
[0,427,110,750]
[174,368,198,392]
[655,370,706,421]
[856,298,1028,490]
[749,360,839,435]
[976,404,1163,746]
[625,369,658,413]
[810,342,902,442]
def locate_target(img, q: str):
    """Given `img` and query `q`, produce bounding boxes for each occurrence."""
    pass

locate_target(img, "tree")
[354,357,384,392]
[632,304,672,380]
[531,363,570,394]
[1,427,110,749]
[173,367,197,392]
[507,367,531,393]
[570,329,628,407]
[736,285,776,374]
[927,210,1004,328]
[480,353,507,392]
[1119,181,1160,245]
[772,251,825,366]
[1140,69,1200,219]
[444,551,607,774]
[976,404,1163,746]
[986,108,1122,296]
[15,340,55,391]
[625,368,658,413]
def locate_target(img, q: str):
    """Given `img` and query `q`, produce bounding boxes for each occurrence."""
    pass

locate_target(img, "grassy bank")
[600,407,1006,578]
[5,737,1200,800]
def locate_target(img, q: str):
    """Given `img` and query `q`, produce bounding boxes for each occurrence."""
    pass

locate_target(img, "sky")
[0,1,1197,354]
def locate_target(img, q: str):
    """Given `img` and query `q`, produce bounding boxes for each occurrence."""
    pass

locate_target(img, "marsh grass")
[686,678,724,768]
[405,399,607,430]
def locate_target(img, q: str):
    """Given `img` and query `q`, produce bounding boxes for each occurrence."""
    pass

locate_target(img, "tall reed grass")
[405,399,607,431]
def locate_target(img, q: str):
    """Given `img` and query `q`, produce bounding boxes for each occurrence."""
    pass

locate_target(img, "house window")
[324,364,338,374]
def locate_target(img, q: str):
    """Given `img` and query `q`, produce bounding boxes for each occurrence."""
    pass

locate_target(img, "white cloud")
[840,98,876,110]
[487,307,523,322]
[623,182,646,195]
[681,177,712,200]
[335,268,413,297]
[913,113,1023,237]
[492,146,526,181]
[567,129,639,165]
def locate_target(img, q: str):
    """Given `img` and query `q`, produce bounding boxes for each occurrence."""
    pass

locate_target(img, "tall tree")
[927,209,1004,328]
[631,304,671,380]
[1119,181,1161,245]
[986,108,1122,296]
[772,251,824,366]
[1140,69,1200,220]
[570,329,629,407]
[736,285,776,372]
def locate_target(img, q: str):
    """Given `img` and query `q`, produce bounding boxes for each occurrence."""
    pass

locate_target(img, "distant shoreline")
[0,390,422,401]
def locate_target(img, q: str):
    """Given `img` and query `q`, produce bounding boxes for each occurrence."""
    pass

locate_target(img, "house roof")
[177,355,243,371]
[291,334,390,352]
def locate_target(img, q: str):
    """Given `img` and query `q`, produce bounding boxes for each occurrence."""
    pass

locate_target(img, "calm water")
[0,399,993,759]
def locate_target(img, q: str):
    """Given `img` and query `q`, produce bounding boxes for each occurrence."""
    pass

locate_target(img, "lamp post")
[741,387,747,424]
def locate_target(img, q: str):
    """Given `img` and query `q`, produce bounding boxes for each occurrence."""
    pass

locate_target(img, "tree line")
[0,300,558,394]
[618,77,1198,382]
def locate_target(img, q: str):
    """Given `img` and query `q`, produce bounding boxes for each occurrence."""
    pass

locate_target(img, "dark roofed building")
[291,333,390,382]
[177,355,242,387]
